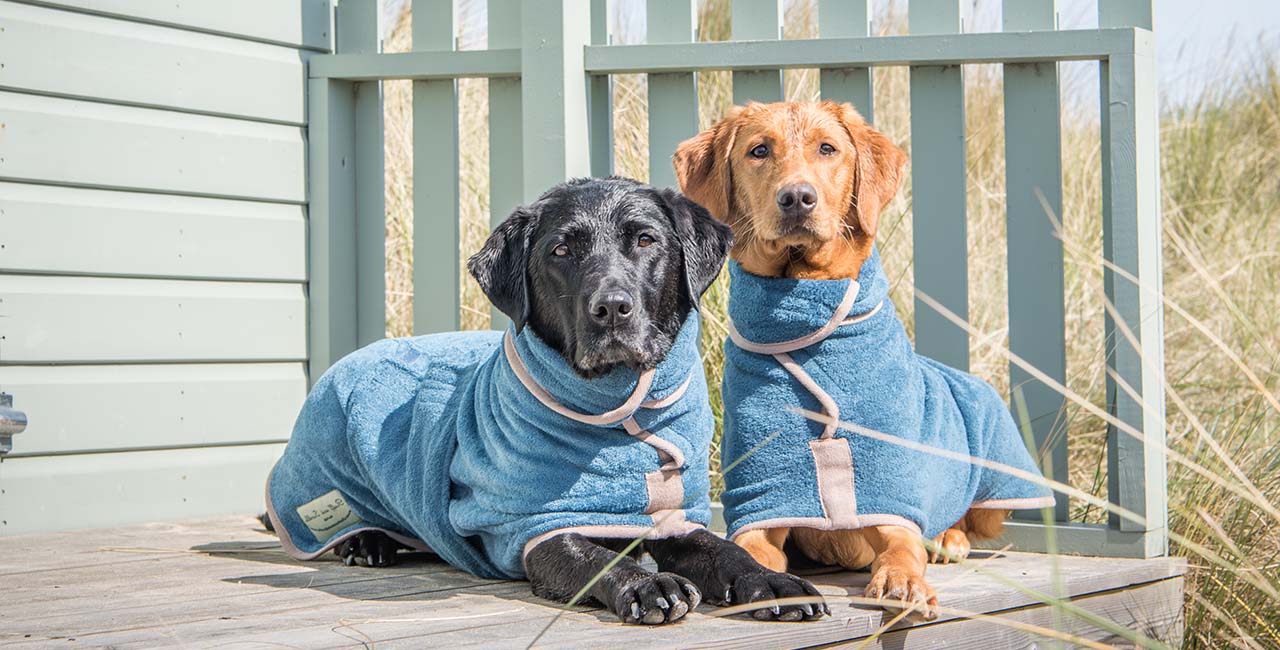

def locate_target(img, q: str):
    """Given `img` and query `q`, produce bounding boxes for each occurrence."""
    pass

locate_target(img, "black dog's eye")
[552,243,570,257]
[819,143,837,155]
[637,233,656,248]
[749,144,770,159]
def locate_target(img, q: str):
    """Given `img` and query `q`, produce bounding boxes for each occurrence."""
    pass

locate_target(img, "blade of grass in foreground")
[709,595,1119,649]
[1014,386,1067,648]
[794,406,1280,601]
[917,289,1280,533]
[522,428,788,649]
[790,407,1174,648]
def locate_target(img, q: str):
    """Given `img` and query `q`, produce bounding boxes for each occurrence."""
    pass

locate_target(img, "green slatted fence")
[306,0,1166,559]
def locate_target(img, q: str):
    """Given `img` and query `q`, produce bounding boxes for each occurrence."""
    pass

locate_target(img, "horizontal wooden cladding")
[0,363,305,456]
[0,275,306,363]
[0,91,306,203]
[15,0,332,51]
[0,443,284,535]
[0,2,307,124]
[0,182,306,282]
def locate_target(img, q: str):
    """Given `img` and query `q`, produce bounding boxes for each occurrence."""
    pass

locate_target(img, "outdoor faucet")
[0,391,27,455]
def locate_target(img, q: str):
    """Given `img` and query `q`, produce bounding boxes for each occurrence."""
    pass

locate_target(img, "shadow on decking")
[189,536,625,623]
[184,534,904,627]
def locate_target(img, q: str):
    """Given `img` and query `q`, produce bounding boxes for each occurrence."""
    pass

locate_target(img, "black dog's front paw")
[334,531,404,567]
[727,571,828,622]
[612,572,703,625]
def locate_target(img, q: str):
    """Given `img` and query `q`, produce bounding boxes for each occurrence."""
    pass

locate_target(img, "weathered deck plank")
[1,516,1185,649]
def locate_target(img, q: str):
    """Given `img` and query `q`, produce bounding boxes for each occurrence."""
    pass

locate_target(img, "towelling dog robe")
[721,250,1055,542]
[266,315,713,580]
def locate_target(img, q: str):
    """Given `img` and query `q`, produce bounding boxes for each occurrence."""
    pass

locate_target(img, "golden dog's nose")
[776,183,818,218]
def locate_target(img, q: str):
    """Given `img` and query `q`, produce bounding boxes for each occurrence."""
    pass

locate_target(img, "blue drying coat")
[266,316,712,580]
[721,250,1054,541]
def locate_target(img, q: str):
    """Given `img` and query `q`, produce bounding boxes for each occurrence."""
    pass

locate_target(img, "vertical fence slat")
[731,0,783,104]
[1002,0,1069,522]
[590,0,614,178]
[1100,30,1166,553]
[412,0,461,334]
[909,0,969,371]
[337,0,387,347]
[521,0,592,198]
[1099,0,1153,30]
[818,0,873,121]
[647,0,698,189]
[307,75,356,382]
[487,0,523,330]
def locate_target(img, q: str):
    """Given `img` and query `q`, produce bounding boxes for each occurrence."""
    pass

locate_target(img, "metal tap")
[0,391,28,455]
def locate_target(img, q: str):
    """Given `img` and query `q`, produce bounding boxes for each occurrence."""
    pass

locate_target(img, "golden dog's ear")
[828,101,906,237]
[672,107,742,222]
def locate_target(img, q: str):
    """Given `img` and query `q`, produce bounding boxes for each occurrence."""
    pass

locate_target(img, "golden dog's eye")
[552,243,570,257]
[749,144,770,159]
[637,233,656,248]
[819,143,837,155]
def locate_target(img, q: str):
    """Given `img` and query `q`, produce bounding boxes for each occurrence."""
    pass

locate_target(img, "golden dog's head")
[673,101,905,279]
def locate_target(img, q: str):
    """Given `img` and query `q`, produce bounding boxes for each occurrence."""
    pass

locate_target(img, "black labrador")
[330,177,827,624]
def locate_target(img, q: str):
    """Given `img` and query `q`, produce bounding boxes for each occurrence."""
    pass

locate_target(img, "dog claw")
[615,572,698,625]
[729,571,827,622]
[864,565,939,622]
[684,584,702,608]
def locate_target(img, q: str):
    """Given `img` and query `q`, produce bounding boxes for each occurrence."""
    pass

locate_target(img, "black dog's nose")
[589,290,634,325]
[777,183,818,218]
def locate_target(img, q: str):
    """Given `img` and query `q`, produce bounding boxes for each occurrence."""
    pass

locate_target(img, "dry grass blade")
[1041,196,1280,420]
[1187,591,1266,650]
[1097,293,1279,523]
[793,407,1149,529]
[708,595,1117,649]
[796,405,1280,601]
[918,288,1280,531]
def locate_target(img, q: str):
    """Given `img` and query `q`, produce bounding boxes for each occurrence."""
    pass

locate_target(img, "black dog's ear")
[467,205,539,331]
[656,187,733,308]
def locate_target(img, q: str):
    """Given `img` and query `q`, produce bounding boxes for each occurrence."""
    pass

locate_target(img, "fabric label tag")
[295,489,362,543]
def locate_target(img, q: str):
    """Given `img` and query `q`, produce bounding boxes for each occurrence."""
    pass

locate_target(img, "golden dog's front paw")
[864,565,939,621]
[928,528,971,564]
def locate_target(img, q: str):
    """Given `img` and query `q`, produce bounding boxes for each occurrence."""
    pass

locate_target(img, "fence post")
[307,73,356,383]
[647,0,698,189]
[909,0,969,371]
[521,0,592,198]
[308,0,382,381]
[732,0,783,104]
[342,0,386,347]
[412,0,461,334]
[1002,0,1070,522]
[487,0,523,331]
[819,0,873,122]
[1099,1,1167,556]
[590,0,614,178]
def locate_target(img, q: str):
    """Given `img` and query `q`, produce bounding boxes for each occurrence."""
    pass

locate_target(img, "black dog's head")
[468,177,732,378]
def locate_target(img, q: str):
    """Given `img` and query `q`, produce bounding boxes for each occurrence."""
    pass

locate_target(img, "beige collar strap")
[727,280,883,355]
[503,330,693,427]
[726,280,884,440]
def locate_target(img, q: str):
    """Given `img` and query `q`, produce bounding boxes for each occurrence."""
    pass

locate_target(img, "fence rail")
[306,0,1166,559]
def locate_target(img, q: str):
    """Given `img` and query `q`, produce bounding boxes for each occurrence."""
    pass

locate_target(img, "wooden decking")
[2,516,1185,649]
